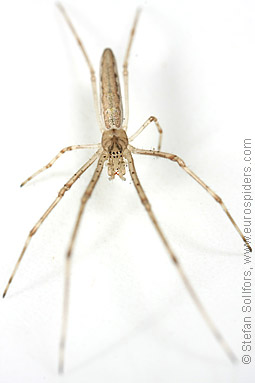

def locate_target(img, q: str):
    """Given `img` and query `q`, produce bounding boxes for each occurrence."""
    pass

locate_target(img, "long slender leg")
[129,145,252,252]
[128,116,163,150]
[3,150,101,299]
[59,154,105,374]
[122,9,141,130]
[124,149,237,363]
[56,3,104,132]
[21,144,100,187]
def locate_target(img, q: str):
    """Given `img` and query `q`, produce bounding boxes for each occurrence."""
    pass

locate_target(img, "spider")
[3,3,251,373]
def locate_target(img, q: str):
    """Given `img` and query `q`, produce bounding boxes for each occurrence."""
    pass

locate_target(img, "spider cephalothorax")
[102,128,128,180]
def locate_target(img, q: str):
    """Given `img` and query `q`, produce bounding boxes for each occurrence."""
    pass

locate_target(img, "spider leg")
[3,150,101,299]
[57,3,104,132]
[125,148,237,363]
[122,9,141,130]
[59,153,106,374]
[128,116,163,150]
[129,145,252,252]
[21,144,100,187]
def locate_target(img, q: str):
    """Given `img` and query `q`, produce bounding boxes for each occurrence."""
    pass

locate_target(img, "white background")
[0,0,254,382]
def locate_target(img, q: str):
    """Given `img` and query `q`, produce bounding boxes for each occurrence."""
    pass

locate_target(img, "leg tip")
[2,287,8,298]
[58,367,63,374]
[58,361,64,374]
[230,352,238,365]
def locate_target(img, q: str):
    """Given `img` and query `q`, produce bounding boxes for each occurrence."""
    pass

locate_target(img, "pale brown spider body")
[100,48,128,180]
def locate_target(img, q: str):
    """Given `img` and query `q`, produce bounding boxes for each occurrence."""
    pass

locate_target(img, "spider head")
[102,129,128,180]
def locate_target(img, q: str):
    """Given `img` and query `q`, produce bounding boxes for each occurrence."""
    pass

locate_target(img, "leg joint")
[58,184,70,197]
[30,227,37,236]
[172,254,179,265]
[173,156,186,167]
[215,194,222,204]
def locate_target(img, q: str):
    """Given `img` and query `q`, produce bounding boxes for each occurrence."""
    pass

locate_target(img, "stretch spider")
[3,3,251,373]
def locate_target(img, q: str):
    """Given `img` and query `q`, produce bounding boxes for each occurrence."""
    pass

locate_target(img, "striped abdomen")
[100,48,123,130]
